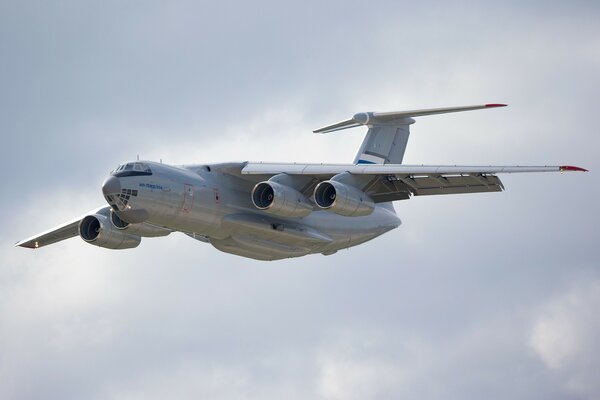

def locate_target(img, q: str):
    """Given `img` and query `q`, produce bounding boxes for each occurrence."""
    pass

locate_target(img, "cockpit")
[112,162,153,177]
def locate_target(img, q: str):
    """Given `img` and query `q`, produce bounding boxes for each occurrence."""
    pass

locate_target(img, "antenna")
[137,154,140,161]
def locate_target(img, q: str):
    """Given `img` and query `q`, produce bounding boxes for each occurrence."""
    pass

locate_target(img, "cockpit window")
[112,162,153,177]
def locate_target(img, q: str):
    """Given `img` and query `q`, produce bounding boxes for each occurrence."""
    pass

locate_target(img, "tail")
[314,104,507,165]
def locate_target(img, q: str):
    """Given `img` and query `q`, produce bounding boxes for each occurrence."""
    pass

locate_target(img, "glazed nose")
[102,176,121,195]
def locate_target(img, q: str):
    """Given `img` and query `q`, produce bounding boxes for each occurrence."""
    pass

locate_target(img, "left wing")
[240,163,587,202]
[16,206,108,249]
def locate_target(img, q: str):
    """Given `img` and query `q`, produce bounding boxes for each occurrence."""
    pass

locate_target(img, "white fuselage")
[106,161,400,260]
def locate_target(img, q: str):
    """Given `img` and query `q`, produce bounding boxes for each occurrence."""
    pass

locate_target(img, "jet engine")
[79,214,141,249]
[251,181,313,218]
[313,180,374,217]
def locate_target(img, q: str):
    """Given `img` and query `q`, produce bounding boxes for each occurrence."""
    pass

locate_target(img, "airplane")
[16,104,587,260]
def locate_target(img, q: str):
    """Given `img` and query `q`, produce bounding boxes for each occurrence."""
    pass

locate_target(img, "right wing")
[16,206,109,249]
[240,163,588,202]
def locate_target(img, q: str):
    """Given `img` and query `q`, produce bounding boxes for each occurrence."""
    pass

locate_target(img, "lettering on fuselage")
[139,182,164,190]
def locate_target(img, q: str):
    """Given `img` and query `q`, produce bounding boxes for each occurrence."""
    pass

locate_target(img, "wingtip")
[15,240,38,249]
[485,103,508,108]
[560,165,589,172]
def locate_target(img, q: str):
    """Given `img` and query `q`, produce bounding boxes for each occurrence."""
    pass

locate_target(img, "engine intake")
[314,180,374,217]
[110,210,171,237]
[251,181,313,218]
[110,211,130,229]
[79,214,141,249]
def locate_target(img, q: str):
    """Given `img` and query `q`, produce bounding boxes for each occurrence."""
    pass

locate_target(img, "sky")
[1,1,599,399]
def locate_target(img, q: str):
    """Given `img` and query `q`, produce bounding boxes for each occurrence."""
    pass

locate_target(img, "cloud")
[530,282,600,398]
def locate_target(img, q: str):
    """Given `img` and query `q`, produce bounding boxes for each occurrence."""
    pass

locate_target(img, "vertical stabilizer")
[313,104,507,165]
[352,119,414,164]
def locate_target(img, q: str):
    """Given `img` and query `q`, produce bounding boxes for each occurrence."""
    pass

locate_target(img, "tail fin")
[314,104,506,164]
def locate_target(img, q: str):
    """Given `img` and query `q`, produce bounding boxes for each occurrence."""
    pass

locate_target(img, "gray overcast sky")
[1,1,599,399]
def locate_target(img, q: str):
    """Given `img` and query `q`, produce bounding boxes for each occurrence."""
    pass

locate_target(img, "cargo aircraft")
[17,104,587,260]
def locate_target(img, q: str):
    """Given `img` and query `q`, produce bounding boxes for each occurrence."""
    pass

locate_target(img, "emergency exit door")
[182,184,194,212]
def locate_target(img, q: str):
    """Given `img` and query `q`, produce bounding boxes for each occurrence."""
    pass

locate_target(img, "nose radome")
[102,176,121,195]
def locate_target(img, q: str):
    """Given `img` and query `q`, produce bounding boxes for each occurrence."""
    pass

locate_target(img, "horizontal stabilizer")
[314,104,506,133]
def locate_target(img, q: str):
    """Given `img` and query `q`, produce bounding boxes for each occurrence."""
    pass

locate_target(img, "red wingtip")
[560,165,589,172]
[485,103,507,108]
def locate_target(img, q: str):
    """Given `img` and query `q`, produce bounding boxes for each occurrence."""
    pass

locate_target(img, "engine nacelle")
[251,181,313,218]
[314,180,374,217]
[110,211,171,237]
[79,214,141,249]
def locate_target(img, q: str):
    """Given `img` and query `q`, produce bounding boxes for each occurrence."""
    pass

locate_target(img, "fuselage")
[103,161,401,260]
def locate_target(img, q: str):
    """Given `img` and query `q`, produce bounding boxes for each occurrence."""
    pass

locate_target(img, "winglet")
[559,165,589,172]
[485,103,507,108]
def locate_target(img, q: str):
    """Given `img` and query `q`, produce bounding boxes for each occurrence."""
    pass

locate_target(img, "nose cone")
[102,175,121,195]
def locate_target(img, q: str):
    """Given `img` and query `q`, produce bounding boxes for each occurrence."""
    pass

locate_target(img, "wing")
[240,163,587,202]
[16,206,108,249]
